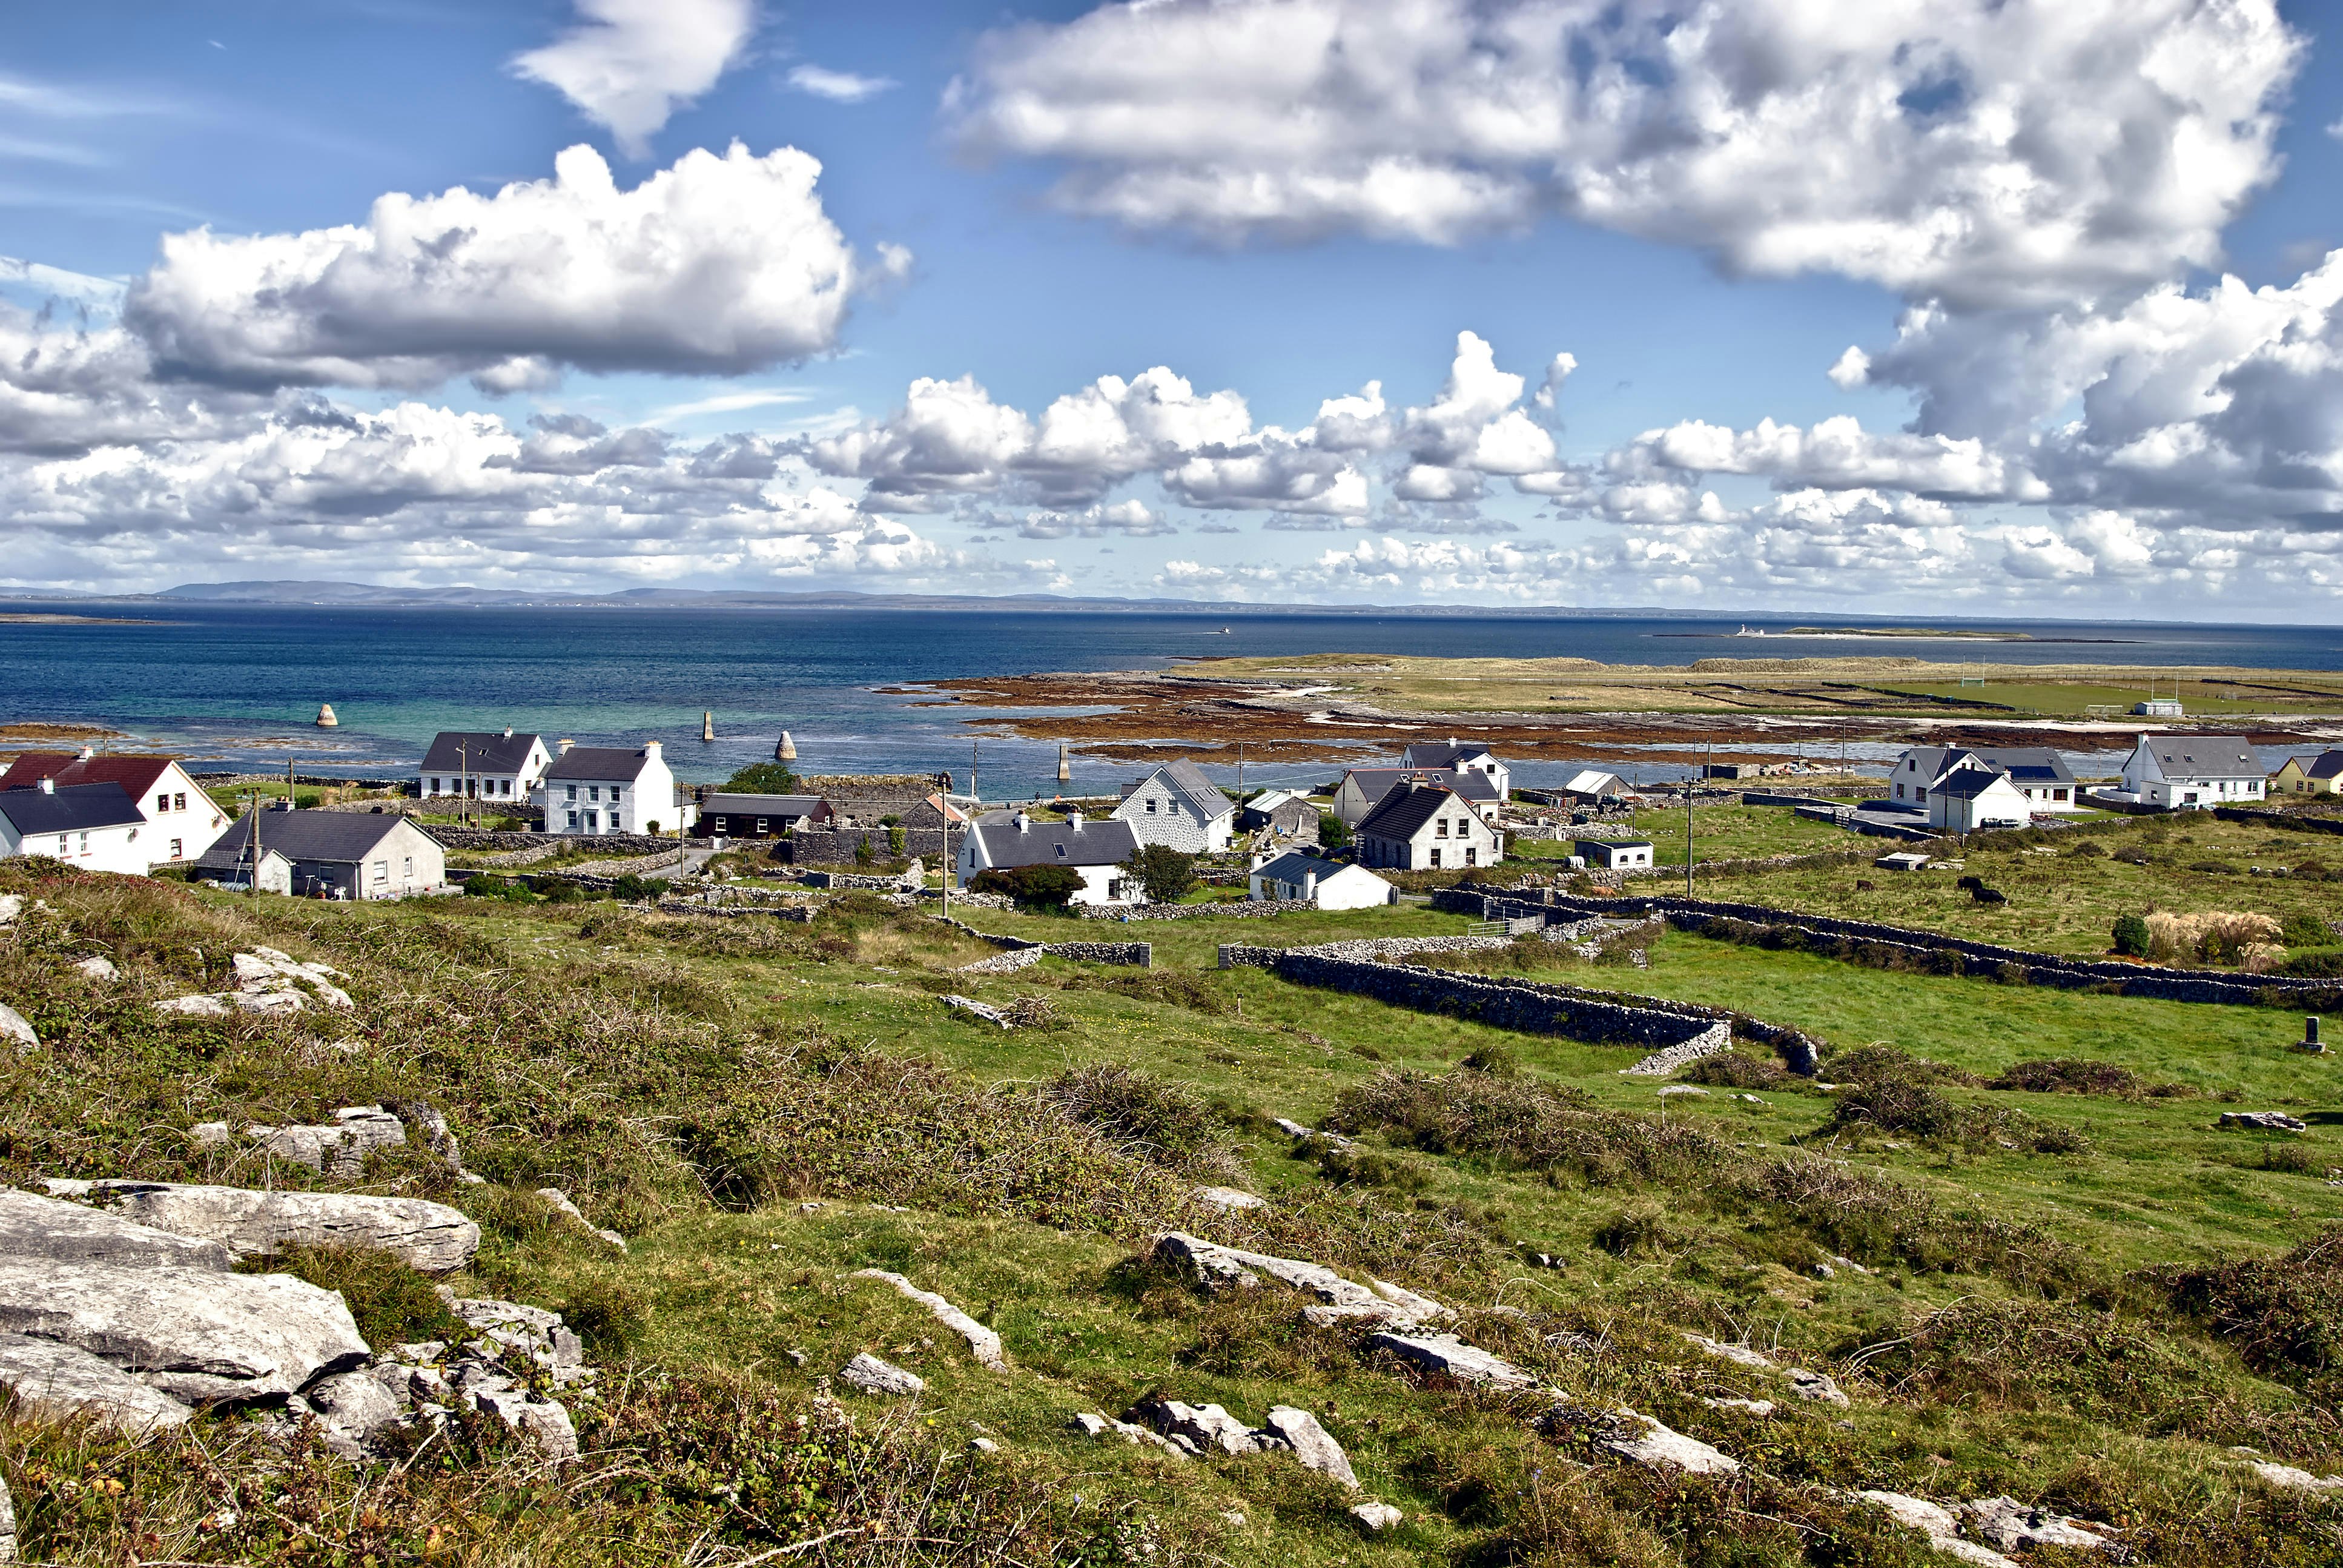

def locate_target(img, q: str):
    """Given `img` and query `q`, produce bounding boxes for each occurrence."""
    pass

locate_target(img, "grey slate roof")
[544,746,656,781]
[1137,759,1235,822]
[699,793,828,818]
[2290,750,2343,779]
[1933,766,2021,801]
[420,732,541,775]
[194,809,412,868]
[2140,735,2259,776]
[971,815,1140,870]
[1254,850,1346,883]
[1345,767,1500,805]
[0,782,144,835]
[1357,784,1467,841]
[1400,740,1497,770]
[1902,746,2075,787]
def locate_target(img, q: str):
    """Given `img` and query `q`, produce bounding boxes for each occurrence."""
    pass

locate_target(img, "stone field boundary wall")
[1215,938,1819,1071]
[787,827,953,864]
[1076,898,1320,921]
[2215,806,2343,839]
[423,828,672,856]
[1433,887,2336,1006]
[932,915,1151,968]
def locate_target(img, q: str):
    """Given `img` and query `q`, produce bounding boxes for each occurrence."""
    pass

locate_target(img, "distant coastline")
[1654,625,2138,645]
[0,612,162,626]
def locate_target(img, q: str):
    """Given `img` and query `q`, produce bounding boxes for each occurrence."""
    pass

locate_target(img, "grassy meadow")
[5,856,2343,1566]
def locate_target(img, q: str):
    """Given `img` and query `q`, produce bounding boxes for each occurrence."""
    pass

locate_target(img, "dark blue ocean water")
[2,603,2338,797]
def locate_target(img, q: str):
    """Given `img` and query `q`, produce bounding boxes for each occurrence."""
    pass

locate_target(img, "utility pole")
[1237,741,1244,799]
[246,787,260,901]
[970,739,978,807]
[457,741,470,829]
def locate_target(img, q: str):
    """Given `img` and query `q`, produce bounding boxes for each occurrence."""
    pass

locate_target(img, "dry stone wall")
[1435,887,2331,1005]
[1077,898,1324,921]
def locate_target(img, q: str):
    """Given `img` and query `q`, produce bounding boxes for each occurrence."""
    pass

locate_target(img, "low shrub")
[2281,911,2336,947]
[1679,1050,1793,1090]
[1824,1043,1978,1087]
[1059,969,1225,1014]
[2153,1226,2343,1386]
[241,1245,463,1346]
[1737,1157,2092,1292]
[1326,1068,1731,1187]
[2112,911,2152,957]
[1988,1057,2194,1099]
[1041,1064,1232,1177]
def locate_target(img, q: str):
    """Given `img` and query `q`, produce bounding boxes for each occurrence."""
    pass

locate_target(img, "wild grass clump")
[1042,1064,1234,1178]
[1326,1068,1732,1186]
[239,1245,464,1347]
[1988,1057,2195,1098]
[1823,1074,2090,1154]
[1736,1157,2092,1293]
[1824,1042,1978,1087]
[1679,1050,1797,1091]
[1058,968,1226,1014]
[2152,1226,2343,1392]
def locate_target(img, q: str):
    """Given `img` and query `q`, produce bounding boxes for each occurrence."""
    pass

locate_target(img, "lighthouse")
[315,704,338,729]
[776,731,798,761]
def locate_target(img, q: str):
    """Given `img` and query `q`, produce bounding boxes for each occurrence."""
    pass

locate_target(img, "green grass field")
[7,860,2343,1566]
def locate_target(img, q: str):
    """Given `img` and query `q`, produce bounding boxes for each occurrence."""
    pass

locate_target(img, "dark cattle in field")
[1854,879,1875,890]
[1971,886,2008,905]
[1956,875,1984,893]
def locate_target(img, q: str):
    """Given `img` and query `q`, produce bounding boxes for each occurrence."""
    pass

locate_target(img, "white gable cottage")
[0,781,151,875]
[0,750,228,866]
[1927,762,2033,832]
[1889,746,2080,814]
[195,808,446,899]
[418,729,551,806]
[1355,782,1504,872]
[1113,759,1235,852]
[959,811,1141,905]
[544,741,686,835]
[1399,740,1510,798]
[1248,849,1396,910]
[2120,734,2266,810]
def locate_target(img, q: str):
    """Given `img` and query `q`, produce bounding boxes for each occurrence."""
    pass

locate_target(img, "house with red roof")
[0,749,230,867]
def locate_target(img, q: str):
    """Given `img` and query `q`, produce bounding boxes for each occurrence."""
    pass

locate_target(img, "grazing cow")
[1854,879,1875,891]
[1972,886,2008,905]
[1956,875,1984,893]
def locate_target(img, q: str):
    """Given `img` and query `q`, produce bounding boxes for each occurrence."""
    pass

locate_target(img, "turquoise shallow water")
[2,604,2336,798]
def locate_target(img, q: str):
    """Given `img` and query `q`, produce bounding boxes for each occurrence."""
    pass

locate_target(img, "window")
[372,860,387,884]
[1465,847,1477,865]
[174,792,186,811]
[714,815,729,832]
[78,832,89,853]
[402,857,413,877]
[1429,846,1442,869]
[588,786,600,802]
[754,818,768,834]
[566,810,580,829]
[1056,844,1066,856]
[433,778,444,794]
[169,838,182,858]
[610,787,621,802]
[1435,818,1449,837]
[156,792,170,812]
[566,784,577,801]
[1146,798,1157,813]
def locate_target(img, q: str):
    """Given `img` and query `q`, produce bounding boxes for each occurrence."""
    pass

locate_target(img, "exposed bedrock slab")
[1856,1492,2018,1568]
[0,1258,367,1403]
[0,1332,195,1433]
[1539,1403,1740,1475]
[1152,1232,1438,1324]
[1264,1405,1357,1487]
[839,1352,924,1395]
[850,1269,1008,1371]
[49,1180,478,1273]
[1365,1330,1537,1391]
[0,1188,231,1271]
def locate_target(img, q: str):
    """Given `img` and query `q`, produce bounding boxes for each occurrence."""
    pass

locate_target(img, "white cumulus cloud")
[126,142,894,392]
[512,0,757,157]
[786,64,897,103]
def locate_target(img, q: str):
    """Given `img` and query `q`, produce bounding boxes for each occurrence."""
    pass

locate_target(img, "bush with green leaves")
[722,761,799,794]
[1122,842,1198,904]
[2111,911,2152,956]
[1317,812,1349,850]
[969,864,1084,908]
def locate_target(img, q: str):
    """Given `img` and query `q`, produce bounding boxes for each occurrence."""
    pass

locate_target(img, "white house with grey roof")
[1888,746,2080,813]
[1332,766,1502,828]
[193,807,444,899]
[0,780,151,875]
[1247,849,1395,909]
[2118,734,2266,810]
[1926,762,2033,832]
[1112,759,1235,852]
[959,810,1141,905]
[1355,781,1504,872]
[543,739,687,835]
[418,729,550,807]
[1398,739,1510,798]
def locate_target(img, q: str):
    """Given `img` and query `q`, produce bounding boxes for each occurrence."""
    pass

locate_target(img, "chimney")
[37,776,53,794]
[644,740,663,759]
[503,726,513,738]
[1068,812,1084,829]
[1014,812,1030,832]
[76,746,94,760]
[558,738,573,755]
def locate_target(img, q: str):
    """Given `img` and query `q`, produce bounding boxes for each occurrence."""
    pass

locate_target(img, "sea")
[2,603,2339,798]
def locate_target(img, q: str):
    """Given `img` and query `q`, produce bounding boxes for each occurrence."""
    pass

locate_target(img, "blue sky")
[1,1,2340,618]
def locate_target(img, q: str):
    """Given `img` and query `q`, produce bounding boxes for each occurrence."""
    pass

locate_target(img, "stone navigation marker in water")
[315,704,337,728]
[702,710,715,742]
[776,730,798,761]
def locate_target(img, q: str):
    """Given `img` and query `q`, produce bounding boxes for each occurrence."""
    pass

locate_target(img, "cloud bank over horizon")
[1,0,2340,618]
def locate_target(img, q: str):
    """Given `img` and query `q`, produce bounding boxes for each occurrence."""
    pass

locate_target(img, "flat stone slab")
[0,1332,194,1433]
[1072,1410,1187,1459]
[0,1258,367,1403]
[0,1003,34,1050]
[2251,1460,2343,1492]
[1189,1185,1267,1212]
[1542,1403,1740,1475]
[1349,1501,1404,1532]
[1154,1232,1430,1323]
[2220,1111,2309,1133]
[839,1352,924,1395]
[850,1269,1008,1371]
[1959,1497,2119,1555]
[1126,1395,1261,1455]
[1857,1492,2018,1568]
[1264,1404,1356,1487]
[1366,1330,1537,1391]
[1684,1332,1774,1371]
[51,1180,479,1273]
[0,1188,231,1271]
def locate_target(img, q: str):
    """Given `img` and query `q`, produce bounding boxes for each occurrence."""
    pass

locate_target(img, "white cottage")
[0,781,151,875]
[1927,764,2032,832]
[543,740,682,835]
[1888,746,2080,813]
[1248,849,1397,909]
[2119,734,2266,810]
[418,729,551,807]
[1355,782,1504,872]
[1575,838,1653,870]
[0,750,229,866]
[1113,759,1236,852]
[1398,739,1510,798]
[959,811,1142,905]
